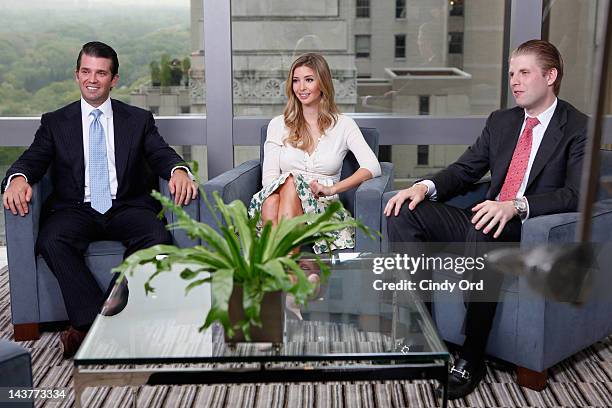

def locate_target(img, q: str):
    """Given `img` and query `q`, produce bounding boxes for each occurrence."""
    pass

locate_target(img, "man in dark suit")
[2,42,198,358]
[385,40,586,398]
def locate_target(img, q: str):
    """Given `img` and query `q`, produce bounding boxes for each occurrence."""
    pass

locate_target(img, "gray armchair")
[202,125,394,252]
[0,340,33,408]
[5,175,199,341]
[381,149,612,390]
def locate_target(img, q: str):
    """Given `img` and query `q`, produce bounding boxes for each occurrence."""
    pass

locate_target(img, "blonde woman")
[248,53,381,254]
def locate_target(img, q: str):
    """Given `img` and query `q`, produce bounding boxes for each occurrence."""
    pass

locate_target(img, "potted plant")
[114,189,373,343]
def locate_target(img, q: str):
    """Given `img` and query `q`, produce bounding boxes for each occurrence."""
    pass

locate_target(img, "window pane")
[0,1,206,239]
[417,145,430,165]
[418,95,430,115]
[543,0,609,210]
[235,145,260,167]
[231,0,506,117]
[356,0,370,18]
[544,0,606,115]
[0,1,202,117]
[395,34,407,58]
[448,32,464,54]
[232,0,356,117]
[396,0,407,19]
[173,145,208,182]
[392,145,469,189]
[355,35,371,58]
[230,0,507,185]
[449,0,464,17]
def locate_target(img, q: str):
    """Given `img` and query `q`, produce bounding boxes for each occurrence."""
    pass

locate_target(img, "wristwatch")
[512,197,528,220]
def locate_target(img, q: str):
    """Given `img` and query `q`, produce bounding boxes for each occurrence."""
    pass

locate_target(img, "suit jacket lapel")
[61,102,85,191]
[525,102,567,191]
[491,108,524,195]
[111,99,133,188]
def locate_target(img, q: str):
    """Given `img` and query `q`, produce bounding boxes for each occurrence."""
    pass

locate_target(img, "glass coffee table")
[74,253,450,407]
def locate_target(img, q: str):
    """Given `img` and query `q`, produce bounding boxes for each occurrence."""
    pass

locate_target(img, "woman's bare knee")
[263,193,280,207]
[279,175,298,199]
[262,194,280,221]
[279,175,295,191]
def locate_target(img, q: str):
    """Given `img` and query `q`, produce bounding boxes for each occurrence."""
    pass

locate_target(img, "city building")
[129,0,508,185]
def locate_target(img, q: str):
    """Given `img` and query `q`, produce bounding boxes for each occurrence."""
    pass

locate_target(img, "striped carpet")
[1,267,611,407]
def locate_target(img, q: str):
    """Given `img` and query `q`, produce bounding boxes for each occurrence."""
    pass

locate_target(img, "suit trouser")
[387,200,521,361]
[35,202,172,327]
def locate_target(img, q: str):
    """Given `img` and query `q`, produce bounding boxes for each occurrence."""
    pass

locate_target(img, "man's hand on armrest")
[168,168,198,206]
[3,176,32,217]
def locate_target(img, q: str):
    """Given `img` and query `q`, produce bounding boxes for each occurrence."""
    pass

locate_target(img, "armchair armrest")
[521,212,580,245]
[201,160,262,231]
[521,200,612,245]
[158,178,200,248]
[354,162,394,252]
[515,200,612,370]
[4,183,43,324]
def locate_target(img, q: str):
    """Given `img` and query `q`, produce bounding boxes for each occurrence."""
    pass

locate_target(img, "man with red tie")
[385,40,587,399]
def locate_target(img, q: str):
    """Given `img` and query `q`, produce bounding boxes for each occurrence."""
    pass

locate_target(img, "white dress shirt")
[419,98,558,220]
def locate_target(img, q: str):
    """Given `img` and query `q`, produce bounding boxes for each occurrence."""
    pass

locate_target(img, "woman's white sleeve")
[261,120,283,187]
[346,119,381,178]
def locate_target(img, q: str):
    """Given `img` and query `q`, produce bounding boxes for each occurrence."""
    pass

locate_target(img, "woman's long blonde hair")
[283,53,339,151]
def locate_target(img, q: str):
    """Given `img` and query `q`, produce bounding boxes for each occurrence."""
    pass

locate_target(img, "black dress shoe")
[101,278,129,316]
[444,357,486,400]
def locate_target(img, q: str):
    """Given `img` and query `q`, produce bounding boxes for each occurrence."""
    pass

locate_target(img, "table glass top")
[75,253,449,365]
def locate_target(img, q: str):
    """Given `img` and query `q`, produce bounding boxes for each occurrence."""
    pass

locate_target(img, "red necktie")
[499,117,540,201]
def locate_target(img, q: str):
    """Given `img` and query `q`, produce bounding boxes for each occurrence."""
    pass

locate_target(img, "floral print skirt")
[248,172,355,254]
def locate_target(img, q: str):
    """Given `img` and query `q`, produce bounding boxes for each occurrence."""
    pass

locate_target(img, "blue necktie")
[89,109,112,214]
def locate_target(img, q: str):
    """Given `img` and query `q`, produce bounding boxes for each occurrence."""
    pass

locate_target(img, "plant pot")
[225,287,284,344]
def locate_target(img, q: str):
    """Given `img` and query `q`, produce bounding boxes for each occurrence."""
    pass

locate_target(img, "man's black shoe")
[101,278,129,316]
[444,357,486,400]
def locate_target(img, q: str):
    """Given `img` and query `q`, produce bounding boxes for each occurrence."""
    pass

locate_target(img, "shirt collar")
[81,97,113,119]
[524,97,557,130]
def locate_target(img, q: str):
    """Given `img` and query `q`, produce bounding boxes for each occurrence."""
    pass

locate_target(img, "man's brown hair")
[511,39,564,95]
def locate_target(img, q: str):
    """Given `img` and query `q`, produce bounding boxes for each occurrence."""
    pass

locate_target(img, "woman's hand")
[309,180,334,198]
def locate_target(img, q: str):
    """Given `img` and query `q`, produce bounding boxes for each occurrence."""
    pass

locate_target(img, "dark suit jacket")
[430,99,587,218]
[2,99,185,213]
